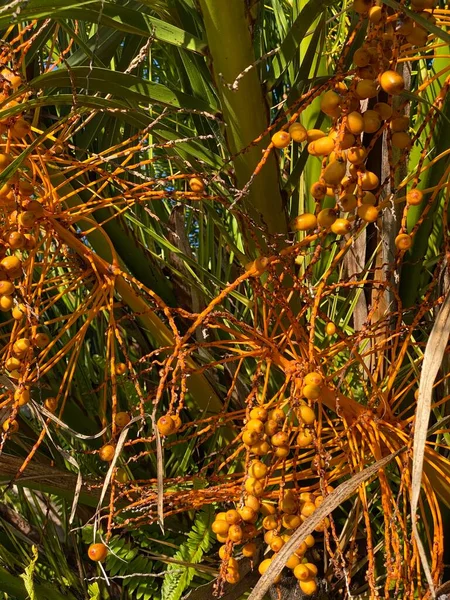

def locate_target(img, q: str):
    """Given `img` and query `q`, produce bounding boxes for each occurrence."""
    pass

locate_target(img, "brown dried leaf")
[411,290,450,598]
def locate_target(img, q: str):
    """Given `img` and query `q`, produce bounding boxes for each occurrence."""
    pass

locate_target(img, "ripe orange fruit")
[242,542,257,557]
[317,208,337,228]
[320,90,341,116]
[270,536,285,552]
[406,189,423,205]
[260,501,276,516]
[306,129,326,142]
[44,397,58,412]
[274,445,290,458]
[24,234,36,250]
[363,110,381,133]
[308,136,335,157]
[269,408,285,422]
[294,563,311,581]
[305,535,315,548]
[339,132,356,150]
[225,509,241,525]
[228,524,243,542]
[264,419,279,437]
[271,131,291,149]
[238,506,256,522]
[212,519,230,535]
[373,102,392,120]
[0,153,11,169]
[340,193,357,212]
[360,171,379,191]
[299,404,316,425]
[392,132,412,149]
[258,558,272,575]
[18,181,34,196]
[115,362,127,376]
[353,48,371,67]
[380,71,405,95]
[88,543,108,562]
[115,412,131,428]
[13,338,31,355]
[250,440,270,456]
[289,123,307,143]
[33,333,51,348]
[280,491,298,514]
[390,116,409,132]
[301,501,316,517]
[11,119,31,138]
[8,232,26,250]
[297,429,313,447]
[12,303,26,320]
[369,5,383,23]
[323,160,346,186]
[246,418,264,434]
[395,233,413,250]
[282,513,302,529]
[249,406,268,421]
[6,357,21,371]
[347,111,364,135]
[325,322,336,336]
[356,79,378,100]
[347,147,367,165]
[304,372,323,386]
[299,579,318,595]
[18,211,38,228]
[271,431,289,447]
[302,383,321,400]
[0,295,13,311]
[331,218,351,235]
[189,177,205,193]
[352,0,372,14]
[305,562,318,576]
[14,387,30,406]
[242,429,261,446]
[2,418,19,433]
[244,477,264,496]
[248,460,268,479]
[0,281,14,296]
[361,191,377,206]
[244,494,260,512]
[291,213,317,232]
[225,568,240,584]
[286,553,301,569]
[157,415,176,435]
[99,444,116,462]
[357,204,379,223]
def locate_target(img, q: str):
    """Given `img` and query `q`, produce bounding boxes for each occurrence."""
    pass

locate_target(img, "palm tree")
[0,1,450,599]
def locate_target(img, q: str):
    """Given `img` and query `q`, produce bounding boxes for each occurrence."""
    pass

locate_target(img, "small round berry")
[99,444,116,462]
[271,131,291,149]
[157,415,176,436]
[115,412,131,428]
[88,543,108,562]
[242,542,256,557]
[189,177,205,193]
[115,362,127,375]
[14,387,30,406]
[44,397,58,412]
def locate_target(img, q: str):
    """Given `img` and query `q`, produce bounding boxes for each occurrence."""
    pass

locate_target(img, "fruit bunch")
[0,61,55,436]
[271,0,437,254]
[206,371,330,593]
